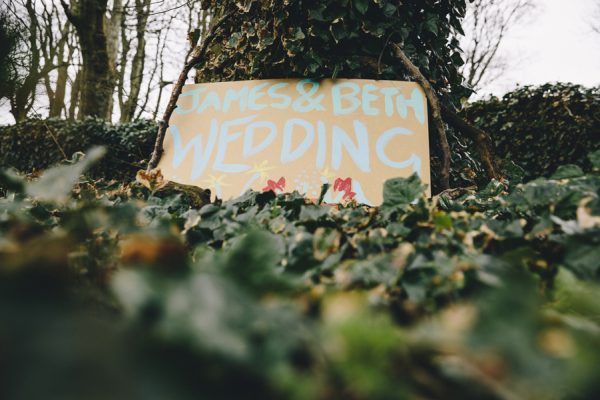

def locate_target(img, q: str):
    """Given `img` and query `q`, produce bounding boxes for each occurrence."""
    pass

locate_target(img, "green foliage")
[0,118,157,180]
[0,10,22,96]
[197,0,478,192]
[2,149,600,398]
[463,83,600,180]
[199,0,470,104]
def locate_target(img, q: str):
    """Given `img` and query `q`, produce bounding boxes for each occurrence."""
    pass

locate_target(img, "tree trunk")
[50,65,69,118]
[68,69,81,120]
[106,0,123,120]
[8,0,40,122]
[49,24,73,118]
[10,98,29,122]
[61,0,113,119]
[117,4,130,118]
[120,0,151,122]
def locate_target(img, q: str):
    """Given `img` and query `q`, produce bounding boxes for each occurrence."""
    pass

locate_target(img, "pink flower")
[334,177,356,201]
[262,176,286,193]
[342,190,356,200]
[334,177,352,193]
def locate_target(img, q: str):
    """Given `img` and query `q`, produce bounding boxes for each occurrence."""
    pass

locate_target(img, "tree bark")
[68,69,81,120]
[391,43,501,186]
[49,58,70,118]
[392,43,451,190]
[441,106,501,181]
[61,0,114,119]
[120,0,151,122]
[117,3,131,116]
[49,22,73,118]
[8,0,41,121]
[105,0,123,119]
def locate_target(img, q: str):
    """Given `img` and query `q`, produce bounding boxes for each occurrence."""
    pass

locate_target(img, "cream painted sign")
[158,79,430,205]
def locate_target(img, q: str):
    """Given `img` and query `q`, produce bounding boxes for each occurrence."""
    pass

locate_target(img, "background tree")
[0,0,70,121]
[0,10,23,106]
[1,0,210,123]
[61,0,114,119]
[115,0,210,122]
[105,0,124,118]
[119,0,152,122]
[592,0,600,35]
[460,0,535,92]
[39,1,76,118]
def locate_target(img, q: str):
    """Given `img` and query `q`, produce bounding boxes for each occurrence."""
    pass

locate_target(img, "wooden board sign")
[157,79,430,206]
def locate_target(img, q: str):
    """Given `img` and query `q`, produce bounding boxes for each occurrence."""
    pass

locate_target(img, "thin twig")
[43,120,68,160]
[31,105,68,160]
[392,43,451,190]
[441,106,501,181]
[366,51,501,184]
[146,11,234,171]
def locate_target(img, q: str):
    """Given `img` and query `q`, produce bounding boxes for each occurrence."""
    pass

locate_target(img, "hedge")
[0,118,157,180]
[463,83,600,180]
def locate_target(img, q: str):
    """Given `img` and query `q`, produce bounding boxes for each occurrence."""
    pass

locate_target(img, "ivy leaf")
[329,19,346,43]
[0,168,24,194]
[219,230,291,294]
[382,3,397,17]
[354,0,369,15]
[381,174,426,207]
[425,15,439,35]
[563,231,600,280]
[234,0,253,12]
[551,164,584,180]
[450,51,464,67]
[589,150,600,169]
[292,27,305,40]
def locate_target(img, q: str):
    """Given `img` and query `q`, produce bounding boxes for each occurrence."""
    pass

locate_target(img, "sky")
[480,0,600,97]
[1,0,599,124]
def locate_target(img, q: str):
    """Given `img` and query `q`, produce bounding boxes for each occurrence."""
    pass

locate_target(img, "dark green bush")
[3,150,600,399]
[199,0,470,104]
[0,118,157,180]
[463,83,600,180]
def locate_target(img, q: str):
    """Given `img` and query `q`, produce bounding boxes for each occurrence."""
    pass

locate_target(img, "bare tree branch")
[460,0,535,91]
[1,0,71,121]
[441,106,501,181]
[392,43,451,190]
[592,1,600,35]
[388,43,501,184]
[147,11,234,172]
[60,0,81,28]
[120,0,152,122]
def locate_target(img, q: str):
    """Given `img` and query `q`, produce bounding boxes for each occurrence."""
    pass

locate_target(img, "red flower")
[262,176,286,193]
[334,177,352,193]
[334,177,356,201]
[342,190,356,200]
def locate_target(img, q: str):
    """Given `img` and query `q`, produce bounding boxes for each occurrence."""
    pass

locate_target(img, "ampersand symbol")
[292,80,325,112]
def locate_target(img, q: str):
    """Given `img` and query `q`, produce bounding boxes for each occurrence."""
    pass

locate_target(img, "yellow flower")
[247,160,277,182]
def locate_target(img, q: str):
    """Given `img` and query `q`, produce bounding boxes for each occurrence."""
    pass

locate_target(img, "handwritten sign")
[158,79,430,205]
